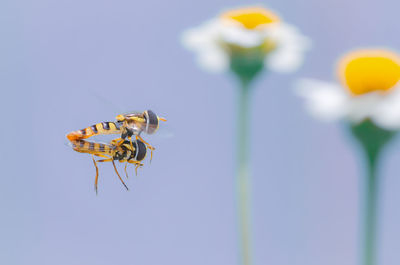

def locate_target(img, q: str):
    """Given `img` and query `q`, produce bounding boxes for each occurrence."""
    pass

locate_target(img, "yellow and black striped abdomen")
[70,140,114,157]
[66,122,122,141]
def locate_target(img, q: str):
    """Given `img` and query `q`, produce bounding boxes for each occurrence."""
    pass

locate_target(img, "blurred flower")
[182,6,310,73]
[297,48,400,265]
[182,7,311,265]
[297,49,400,130]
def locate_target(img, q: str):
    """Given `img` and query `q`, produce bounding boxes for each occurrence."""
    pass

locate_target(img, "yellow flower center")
[337,49,400,95]
[221,7,280,29]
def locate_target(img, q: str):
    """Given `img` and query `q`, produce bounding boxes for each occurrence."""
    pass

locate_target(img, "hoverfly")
[69,138,147,193]
[66,110,166,159]
[115,110,167,157]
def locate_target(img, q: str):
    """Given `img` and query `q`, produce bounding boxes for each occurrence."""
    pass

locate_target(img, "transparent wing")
[119,110,142,117]
[87,89,124,114]
[149,122,174,139]
[83,134,123,144]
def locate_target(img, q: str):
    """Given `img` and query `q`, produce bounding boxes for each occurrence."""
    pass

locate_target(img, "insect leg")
[92,155,99,195]
[128,160,143,176]
[110,138,124,146]
[136,135,155,162]
[124,161,129,179]
[96,154,111,159]
[128,136,135,152]
[96,158,129,191]
[111,159,129,191]
[135,163,140,175]
[136,135,155,150]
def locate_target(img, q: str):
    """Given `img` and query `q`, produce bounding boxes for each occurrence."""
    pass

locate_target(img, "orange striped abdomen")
[66,122,121,141]
[71,140,114,156]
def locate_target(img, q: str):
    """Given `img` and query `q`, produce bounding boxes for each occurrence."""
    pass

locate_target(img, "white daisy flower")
[182,6,311,73]
[297,49,400,130]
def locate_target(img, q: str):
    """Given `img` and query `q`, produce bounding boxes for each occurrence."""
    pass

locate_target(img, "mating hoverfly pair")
[67,110,166,193]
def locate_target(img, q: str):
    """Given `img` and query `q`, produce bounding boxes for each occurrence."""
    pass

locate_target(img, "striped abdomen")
[67,122,121,141]
[70,140,114,156]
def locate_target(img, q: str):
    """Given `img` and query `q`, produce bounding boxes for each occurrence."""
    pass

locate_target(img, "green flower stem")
[363,150,379,265]
[230,52,263,265]
[350,120,396,265]
[236,78,253,265]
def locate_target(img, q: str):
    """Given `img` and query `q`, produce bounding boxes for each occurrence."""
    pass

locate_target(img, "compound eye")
[145,110,159,134]
[135,140,147,161]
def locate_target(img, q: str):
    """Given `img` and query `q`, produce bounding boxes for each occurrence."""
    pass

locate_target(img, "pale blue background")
[2,0,400,264]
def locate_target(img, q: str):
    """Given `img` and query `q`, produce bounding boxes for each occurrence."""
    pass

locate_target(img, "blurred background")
[2,0,400,264]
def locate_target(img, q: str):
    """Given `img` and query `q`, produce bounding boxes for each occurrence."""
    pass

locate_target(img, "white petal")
[267,24,311,48]
[181,28,206,50]
[267,47,305,72]
[296,79,348,121]
[220,25,265,47]
[181,20,229,72]
[181,20,221,50]
[344,93,382,124]
[297,78,400,128]
[264,23,311,72]
[371,86,400,129]
[197,47,229,72]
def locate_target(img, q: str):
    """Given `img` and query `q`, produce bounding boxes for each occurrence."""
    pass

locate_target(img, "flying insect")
[115,110,167,157]
[69,138,147,193]
[66,110,166,159]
